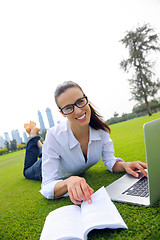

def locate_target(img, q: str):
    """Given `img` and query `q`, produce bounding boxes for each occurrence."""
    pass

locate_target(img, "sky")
[0,0,160,140]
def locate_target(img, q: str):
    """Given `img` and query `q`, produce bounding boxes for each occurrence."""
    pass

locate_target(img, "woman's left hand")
[123,161,148,178]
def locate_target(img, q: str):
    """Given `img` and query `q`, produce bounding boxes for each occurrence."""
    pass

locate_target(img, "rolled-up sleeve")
[102,132,123,172]
[40,130,64,199]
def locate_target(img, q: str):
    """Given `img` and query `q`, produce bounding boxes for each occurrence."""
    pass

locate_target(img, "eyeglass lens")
[62,97,87,115]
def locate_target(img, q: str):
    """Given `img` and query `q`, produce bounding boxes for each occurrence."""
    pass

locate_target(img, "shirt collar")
[67,121,101,149]
[68,123,79,149]
[89,127,101,143]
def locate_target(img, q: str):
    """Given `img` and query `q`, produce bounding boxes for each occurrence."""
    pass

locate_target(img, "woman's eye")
[77,99,84,106]
[65,106,73,111]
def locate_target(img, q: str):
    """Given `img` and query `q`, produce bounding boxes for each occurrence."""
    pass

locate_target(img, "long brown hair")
[54,81,111,133]
[89,103,110,133]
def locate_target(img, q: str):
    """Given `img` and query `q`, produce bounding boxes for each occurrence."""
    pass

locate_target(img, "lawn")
[0,112,160,240]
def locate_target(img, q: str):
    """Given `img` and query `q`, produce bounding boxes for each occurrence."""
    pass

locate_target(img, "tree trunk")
[139,73,152,116]
[144,96,152,116]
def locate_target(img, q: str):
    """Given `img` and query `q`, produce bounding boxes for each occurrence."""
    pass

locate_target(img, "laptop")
[106,118,160,206]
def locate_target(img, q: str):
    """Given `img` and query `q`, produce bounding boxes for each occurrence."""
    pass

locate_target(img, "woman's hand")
[123,161,147,178]
[65,176,94,205]
[113,160,147,178]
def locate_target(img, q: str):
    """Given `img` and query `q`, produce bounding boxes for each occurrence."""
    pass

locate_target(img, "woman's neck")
[70,123,89,141]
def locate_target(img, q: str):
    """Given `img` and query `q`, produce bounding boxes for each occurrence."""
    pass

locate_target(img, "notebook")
[106,118,160,206]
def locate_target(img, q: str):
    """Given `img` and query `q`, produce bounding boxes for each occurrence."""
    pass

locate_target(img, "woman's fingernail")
[88,199,92,204]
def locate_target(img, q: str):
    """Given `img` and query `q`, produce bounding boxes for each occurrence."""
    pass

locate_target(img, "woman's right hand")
[65,176,94,205]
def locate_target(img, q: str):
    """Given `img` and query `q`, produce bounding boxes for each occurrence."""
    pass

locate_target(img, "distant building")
[11,130,21,145]
[23,132,28,143]
[0,136,5,149]
[4,132,10,143]
[46,108,55,128]
[38,110,45,132]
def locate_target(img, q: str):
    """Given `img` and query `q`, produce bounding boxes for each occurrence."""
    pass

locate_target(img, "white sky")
[0,0,160,140]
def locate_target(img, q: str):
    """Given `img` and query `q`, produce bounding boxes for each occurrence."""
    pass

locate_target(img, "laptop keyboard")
[122,176,149,198]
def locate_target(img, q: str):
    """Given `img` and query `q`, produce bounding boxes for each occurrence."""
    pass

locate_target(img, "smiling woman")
[55,81,111,132]
[23,81,147,206]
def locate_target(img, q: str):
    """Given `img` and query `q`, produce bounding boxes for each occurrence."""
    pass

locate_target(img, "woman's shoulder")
[44,120,69,147]
[47,119,68,137]
[98,127,110,136]
[98,128,111,142]
[90,127,110,141]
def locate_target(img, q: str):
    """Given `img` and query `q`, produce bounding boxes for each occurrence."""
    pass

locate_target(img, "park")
[0,112,160,240]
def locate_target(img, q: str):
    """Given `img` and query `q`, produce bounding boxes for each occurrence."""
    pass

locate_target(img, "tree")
[39,130,47,142]
[4,141,10,152]
[17,143,25,150]
[10,140,17,151]
[113,112,119,117]
[120,23,160,116]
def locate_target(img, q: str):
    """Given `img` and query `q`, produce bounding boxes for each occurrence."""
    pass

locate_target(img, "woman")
[24,81,147,205]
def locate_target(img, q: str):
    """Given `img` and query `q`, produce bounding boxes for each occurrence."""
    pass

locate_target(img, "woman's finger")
[68,188,83,205]
[136,162,148,177]
[80,180,94,203]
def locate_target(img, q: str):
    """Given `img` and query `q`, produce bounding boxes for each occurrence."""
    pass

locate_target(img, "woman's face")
[57,87,91,128]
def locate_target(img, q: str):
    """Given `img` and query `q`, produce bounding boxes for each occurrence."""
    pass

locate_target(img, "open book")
[40,186,128,240]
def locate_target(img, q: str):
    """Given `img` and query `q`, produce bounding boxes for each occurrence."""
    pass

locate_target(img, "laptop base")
[106,173,150,206]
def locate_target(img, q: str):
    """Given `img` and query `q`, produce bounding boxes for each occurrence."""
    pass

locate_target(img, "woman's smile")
[75,112,87,122]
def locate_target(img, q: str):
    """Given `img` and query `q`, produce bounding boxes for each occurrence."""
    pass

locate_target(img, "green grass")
[0,112,160,240]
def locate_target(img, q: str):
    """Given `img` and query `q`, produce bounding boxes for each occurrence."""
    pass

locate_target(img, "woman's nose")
[74,105,82,115]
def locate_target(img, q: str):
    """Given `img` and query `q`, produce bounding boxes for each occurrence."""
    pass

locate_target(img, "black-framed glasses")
[59,96,88,115]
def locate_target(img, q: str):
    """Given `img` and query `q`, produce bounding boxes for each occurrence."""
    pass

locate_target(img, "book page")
[81,187,128,239]
[40,205,83,240]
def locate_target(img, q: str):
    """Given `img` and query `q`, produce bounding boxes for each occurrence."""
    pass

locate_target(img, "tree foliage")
[132,100,160,114]
[4,141,10,152]
[17,143,25,150]
[39,130,47,142]
[10,139,17,151]
[120,23,160,116]
[0,147,8,155]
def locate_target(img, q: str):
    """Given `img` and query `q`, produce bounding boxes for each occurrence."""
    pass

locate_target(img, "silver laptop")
[106,118,160,206]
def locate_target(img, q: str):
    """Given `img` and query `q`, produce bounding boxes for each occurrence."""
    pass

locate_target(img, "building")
[11,130,22,145]
[38,110,45,132]
[46,108,55,128]
[0,136,5,149]
[4,132,10,143]
[23,132,28,143]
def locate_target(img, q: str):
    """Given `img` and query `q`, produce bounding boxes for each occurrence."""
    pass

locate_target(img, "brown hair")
[54,81,111,133]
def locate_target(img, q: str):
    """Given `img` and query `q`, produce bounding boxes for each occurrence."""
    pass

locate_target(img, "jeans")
[23,136,42,181]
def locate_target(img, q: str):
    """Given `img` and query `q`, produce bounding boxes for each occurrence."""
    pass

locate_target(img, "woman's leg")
[23,122,42,181]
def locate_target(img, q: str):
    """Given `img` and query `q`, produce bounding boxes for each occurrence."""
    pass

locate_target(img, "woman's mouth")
[76,113,86,122]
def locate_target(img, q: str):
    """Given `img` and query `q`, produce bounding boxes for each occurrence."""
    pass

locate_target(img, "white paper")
[40,205,83,240]
[81,187,128,239]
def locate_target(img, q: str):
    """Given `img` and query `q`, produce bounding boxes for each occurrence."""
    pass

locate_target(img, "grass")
[0,112,160,240]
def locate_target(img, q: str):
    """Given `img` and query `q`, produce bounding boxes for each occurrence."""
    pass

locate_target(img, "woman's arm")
[40,130,62,199]
[101,131,147,178]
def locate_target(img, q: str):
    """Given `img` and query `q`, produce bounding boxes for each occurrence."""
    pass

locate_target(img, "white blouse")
[40,119,123,199]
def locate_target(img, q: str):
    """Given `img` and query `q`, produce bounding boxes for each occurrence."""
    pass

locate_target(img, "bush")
[0,147,8,155]
[107,100,160,125]
[132,100,160,114]
[17,144,26,150]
